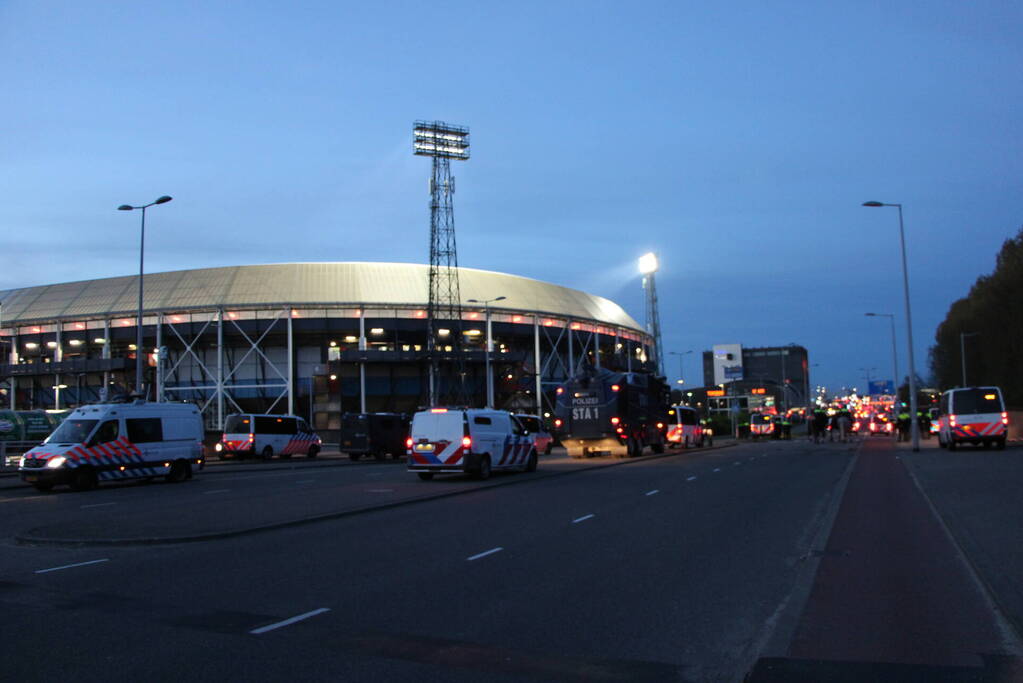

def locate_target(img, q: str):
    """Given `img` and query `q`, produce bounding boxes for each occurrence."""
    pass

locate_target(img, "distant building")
[702,344,810,407]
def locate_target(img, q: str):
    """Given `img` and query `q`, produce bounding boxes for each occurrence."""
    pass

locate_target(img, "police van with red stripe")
[937,386,1008,450]
[215,413,321,460]
[18,400,204,492]
[407,408,537,481]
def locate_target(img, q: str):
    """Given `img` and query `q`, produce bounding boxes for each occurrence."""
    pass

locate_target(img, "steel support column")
[533,316,542,417]
[567,322,574,378]
[54,325,62,409]
[155,314,163,402]
[359,309,367,413]
[216,309,224,430]
[287,313,294,415]
[102,319,110,401]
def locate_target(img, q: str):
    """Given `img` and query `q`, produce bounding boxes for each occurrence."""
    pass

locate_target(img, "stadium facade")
[0,263,654,432]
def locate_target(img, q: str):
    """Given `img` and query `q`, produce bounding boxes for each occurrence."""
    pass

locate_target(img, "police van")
[937,386,1008,450]
[666,405,705,448]
[407,408,537,481]
[216,413,321,460]
[18,400,204,492]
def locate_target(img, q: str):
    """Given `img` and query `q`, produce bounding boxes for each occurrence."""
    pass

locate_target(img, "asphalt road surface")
[1,437,1021,682]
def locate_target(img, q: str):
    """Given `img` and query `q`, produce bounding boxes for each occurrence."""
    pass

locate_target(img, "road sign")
[869,379,895,395]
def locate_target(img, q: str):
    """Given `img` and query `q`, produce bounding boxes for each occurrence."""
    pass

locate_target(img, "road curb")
[14,442,737,548]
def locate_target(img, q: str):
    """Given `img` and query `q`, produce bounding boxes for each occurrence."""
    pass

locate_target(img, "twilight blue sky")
[2,1,1021,392]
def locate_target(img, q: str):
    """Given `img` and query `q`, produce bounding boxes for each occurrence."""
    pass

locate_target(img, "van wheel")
[166,460,190,483]
[280,452,293,459]
[32,483,54,492]
[70,467,98,492]
[307,445,319,459]
[948,438,958,452]
[476,455,492,480]
[651,440,665,454]
[524,450,538,473]
[417,472,434,481]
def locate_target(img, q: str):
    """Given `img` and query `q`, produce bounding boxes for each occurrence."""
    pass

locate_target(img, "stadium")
[0,262,654,433]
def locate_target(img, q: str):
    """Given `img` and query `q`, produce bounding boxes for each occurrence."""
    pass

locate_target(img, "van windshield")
[45,419,98,444]
[954,389,1004,414]
[224,415,251,433]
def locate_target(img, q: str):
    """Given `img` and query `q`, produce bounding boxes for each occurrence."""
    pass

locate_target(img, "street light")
[960,331,979,387]
[467,295,506,408]
[863,200,919,451]
[118,195,172,397]
[865,313,899,401]
[668,350,692,387]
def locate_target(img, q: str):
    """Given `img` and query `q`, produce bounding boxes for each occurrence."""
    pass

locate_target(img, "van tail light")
[656,423,664,429]
[1002,412,1009,425]
[461,436,472,450]
[405,437,413,449]
[611,384,620,392]
[610,417,620,425]
[556,387,564,395]
[247,433,254,442]
[615,427,623,434]
[554,418,562,428]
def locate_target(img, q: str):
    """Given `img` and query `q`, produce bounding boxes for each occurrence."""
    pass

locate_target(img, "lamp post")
[668,350,692,387]
[960,332,979,387]
[118,195,172,397]
[863,201,919,451]
[467,296,505,408]
[865,312,899,400]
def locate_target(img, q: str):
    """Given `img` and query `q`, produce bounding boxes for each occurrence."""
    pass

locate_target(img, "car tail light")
[611,384,620,392]
[853,422,860,431]
[405,437,413,449]
[886,423,893,432]
[554,418,562,428]
[248,433,254,442]
[615,427,623,434]
[1002,412,1009,425]
[610,417,620,425]
[870,423,876,432]
[656,422,664,429]
[461,436,472,449]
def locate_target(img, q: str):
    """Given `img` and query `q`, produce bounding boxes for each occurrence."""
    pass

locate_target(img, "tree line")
[929,227,1023,407]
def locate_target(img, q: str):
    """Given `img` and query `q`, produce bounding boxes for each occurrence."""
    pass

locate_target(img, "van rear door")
[951,388,1007,438]
[409,410,466,467]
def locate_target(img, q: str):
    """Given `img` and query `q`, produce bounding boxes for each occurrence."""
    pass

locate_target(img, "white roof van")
[18,400,204,492]
[407,408,536,481]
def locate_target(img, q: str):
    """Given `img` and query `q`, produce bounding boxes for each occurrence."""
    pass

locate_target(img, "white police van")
[937,386,1008,450]
[18,400,204,492]
[407,408,536,481]
[216,413,321,460]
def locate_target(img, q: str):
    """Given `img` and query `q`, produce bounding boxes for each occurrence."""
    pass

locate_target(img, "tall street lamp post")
[960,331,979,387]
[863,201,919,451]
[669,350,692,386]
[467,296,505,408]
[118,196,172,397]
[865,312,899,400]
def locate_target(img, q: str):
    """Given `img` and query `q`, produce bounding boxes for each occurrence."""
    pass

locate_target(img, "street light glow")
[638,252,658,275]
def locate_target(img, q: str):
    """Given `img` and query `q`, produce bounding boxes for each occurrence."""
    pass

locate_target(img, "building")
[0,262,654,433]
[702,343,810,408]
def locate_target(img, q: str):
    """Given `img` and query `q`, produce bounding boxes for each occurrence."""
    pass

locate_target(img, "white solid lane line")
[203,489,230,495]
[572,514,595,524]
[466,547,504,562]
[250,607,331,635]
[36,558,109,574]
[80,502,116,509]
[645,489,659,496]
[687,476,698,481]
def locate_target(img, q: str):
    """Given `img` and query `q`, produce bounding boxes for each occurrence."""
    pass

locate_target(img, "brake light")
[461,436,472,449]
[405,437,413,449]
[556,387,564,395]
[611,384,620,392]
[1002,412,1009,425]
[950,414,957,427]
[656,422,664,429]
[853,422,860,430]
[248,433,254,442]
[610,417,620,425]
[554,418,562,428]
[615,427,623,434]
[870,423,876,431]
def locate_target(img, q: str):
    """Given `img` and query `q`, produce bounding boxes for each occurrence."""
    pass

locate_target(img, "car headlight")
[45,456,67,469]
[214,443,223,452]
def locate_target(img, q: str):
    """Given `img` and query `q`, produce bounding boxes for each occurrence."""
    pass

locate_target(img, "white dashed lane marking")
[203,489,230,495]
[36,559,109,574]
[466,547,504,562]
[250,608,331,635]
[687,476,698,481]
[572,514,596,524]
[645,489,659,496]
[80,502,116,509]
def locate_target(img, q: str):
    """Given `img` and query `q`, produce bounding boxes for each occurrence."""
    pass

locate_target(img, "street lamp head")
[467,299,479,303]
[638,252,658,275]
[494,296,506,302]
[862,201,884,207]
[117,204,133,211]
[154,195,173,205]
[865,312,876,317]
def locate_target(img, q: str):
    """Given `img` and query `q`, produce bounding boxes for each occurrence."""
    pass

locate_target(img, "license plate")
[24,475,38,482]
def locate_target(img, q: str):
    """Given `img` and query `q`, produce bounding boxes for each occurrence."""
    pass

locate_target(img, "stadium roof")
[0,262,644,332]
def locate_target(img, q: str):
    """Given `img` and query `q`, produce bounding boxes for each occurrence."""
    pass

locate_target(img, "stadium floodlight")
[413,121,470,160]
[638,252,659,275]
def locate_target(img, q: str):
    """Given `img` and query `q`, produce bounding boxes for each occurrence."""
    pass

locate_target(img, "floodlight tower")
[414,121,470,405]
[639,252,664,375]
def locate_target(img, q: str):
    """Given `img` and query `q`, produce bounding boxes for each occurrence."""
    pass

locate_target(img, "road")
[1,438,1021,682]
